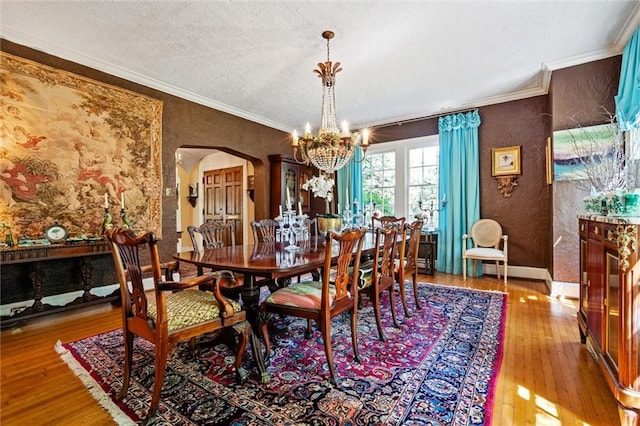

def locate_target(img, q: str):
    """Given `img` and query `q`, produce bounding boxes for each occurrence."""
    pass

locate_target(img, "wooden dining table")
[174,232,379,329]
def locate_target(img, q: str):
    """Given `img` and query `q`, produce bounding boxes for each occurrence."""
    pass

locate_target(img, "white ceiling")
[2,1,640,136]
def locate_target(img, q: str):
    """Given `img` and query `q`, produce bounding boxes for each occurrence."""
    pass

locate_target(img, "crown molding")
[0,29,291,133]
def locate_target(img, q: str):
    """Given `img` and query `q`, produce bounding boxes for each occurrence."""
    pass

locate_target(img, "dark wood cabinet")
[578,217,640,424]
[268,155,327,219]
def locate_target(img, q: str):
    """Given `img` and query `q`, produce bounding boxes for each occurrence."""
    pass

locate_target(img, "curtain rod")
[371,107,478,129]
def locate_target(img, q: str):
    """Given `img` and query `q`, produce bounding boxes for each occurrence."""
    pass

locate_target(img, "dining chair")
[187,222,243,299]
[259,227,367,386]
[251,219,280,243]
[395,220,424,316]
[357,224,401,341]
[106,228,255,425]
[462,218,508,284]
[371,215,406,231]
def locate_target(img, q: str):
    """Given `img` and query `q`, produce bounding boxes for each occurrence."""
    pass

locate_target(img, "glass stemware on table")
[275,203,308,251]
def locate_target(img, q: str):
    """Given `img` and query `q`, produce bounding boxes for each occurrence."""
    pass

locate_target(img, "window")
[408,146,439,222]
[363,151,396,216]
[362,135,439,225]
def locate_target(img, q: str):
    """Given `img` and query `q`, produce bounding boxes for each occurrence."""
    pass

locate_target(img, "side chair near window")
[259,227,367,386]
[371,215,406,231]
[395,220,424,316]
[462,218,508,284]
[187,221,243,300]
[357,224,402,341]
[106,228,263,425]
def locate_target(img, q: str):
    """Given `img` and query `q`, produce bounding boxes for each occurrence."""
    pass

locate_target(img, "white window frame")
[363,134,439,220]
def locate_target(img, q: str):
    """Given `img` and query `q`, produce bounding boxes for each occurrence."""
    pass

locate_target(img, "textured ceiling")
[2,1,640,135]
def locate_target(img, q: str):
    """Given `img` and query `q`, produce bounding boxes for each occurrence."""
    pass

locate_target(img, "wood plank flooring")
[0,272,620,425]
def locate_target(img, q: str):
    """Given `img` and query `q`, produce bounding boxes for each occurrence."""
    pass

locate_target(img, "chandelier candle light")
[292,30,369,173]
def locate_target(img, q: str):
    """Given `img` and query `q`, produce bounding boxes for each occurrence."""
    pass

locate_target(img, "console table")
[1,240,119,328]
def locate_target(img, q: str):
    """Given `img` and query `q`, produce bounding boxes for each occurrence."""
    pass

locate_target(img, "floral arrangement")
[301,174,337,215]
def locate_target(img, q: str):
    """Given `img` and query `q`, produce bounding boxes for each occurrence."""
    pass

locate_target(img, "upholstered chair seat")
[147,289,242,332]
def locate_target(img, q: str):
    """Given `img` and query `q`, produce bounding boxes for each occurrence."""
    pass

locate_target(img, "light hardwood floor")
[0,272,620,425]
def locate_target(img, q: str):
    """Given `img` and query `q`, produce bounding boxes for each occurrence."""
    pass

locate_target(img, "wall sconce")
[187,183,198,207]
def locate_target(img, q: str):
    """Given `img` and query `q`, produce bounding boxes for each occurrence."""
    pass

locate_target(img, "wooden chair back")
[259,226,367,385]
[188,221,235,250]
[372,215,406,230]
[359,223,401,341]
[396,220,424,314]
[251,219,280,243]
[105,227,257,423]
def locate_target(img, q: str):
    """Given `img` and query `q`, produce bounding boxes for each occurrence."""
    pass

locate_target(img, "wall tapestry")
[0,52,163,240]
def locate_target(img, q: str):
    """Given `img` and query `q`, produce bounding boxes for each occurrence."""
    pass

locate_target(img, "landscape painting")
[552,123,616,182]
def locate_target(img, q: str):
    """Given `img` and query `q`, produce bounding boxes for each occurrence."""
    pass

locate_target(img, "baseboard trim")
[482,264,578,298]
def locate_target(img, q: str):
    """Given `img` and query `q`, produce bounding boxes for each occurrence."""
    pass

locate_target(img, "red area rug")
[56,283,506,425]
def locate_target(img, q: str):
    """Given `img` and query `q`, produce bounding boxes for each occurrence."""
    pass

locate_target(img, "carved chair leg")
[146,342,170,425]
[398,278,412,318]
[372,289,385,342]
[305,319,314,339]
[350,309,361,363]
[388,286,401,328]
[321,319,339,386]
[412,274,422,310]
[116,330,135,401]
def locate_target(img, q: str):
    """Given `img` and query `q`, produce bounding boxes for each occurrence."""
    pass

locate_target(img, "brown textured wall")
[369,97,552,269]
[1,39,290,262]
[550,56,621,282]
[478,97,551,268]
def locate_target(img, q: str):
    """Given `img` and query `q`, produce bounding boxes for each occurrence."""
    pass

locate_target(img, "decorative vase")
[317,216,342,234]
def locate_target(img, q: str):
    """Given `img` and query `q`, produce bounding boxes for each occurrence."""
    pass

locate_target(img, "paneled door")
[203,166,243,244]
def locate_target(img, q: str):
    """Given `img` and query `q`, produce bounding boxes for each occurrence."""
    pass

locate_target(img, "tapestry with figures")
[0,52,163,241]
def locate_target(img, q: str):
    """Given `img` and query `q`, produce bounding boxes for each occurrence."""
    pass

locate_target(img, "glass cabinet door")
[284,167,296,207]
[605,251,619,370]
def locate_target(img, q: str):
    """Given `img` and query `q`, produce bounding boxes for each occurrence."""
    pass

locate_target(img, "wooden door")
[203,166,243,244]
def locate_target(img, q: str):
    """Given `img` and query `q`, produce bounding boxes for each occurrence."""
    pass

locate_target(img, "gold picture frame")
[492,146,521,176]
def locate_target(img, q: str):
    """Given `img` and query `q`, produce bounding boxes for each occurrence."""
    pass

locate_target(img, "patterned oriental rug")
[56,283,507,425]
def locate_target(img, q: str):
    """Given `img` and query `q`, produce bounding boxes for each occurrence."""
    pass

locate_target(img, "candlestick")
[279,205,283,217]
[287,187,291,205]
[104,193,108,208]
[346,188,349,206]
[121,193,125,209]
[298,201,302,215]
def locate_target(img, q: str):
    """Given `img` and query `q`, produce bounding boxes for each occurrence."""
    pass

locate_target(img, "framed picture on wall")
[492,146,521,176]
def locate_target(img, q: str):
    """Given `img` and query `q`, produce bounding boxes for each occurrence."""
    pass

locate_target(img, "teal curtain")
[337,146,363,223]
[616,26,640,131]
[437,110,481,275]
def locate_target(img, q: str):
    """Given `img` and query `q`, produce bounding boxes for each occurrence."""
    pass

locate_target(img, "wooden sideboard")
[1,240,119,328]
[578,216,640,424]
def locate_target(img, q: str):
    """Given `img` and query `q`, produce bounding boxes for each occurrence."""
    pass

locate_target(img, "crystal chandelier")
[291,30,369,173]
